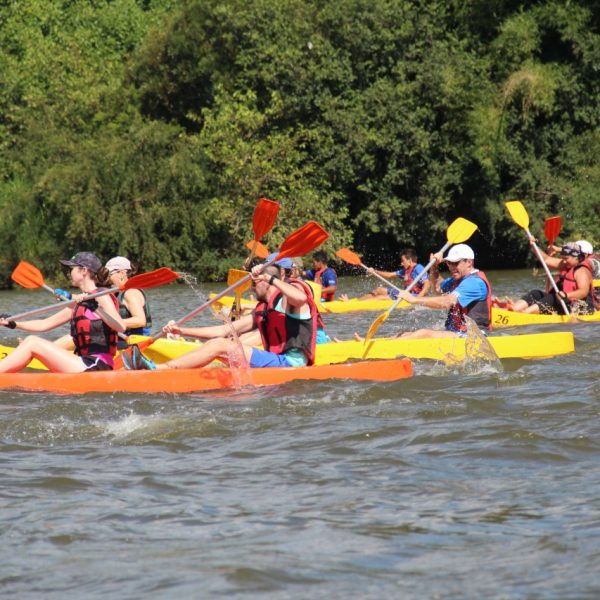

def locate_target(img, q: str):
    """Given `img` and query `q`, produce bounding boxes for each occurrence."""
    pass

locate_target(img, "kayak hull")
[0,359,413,394]
[491,307,600,328]
[208,293,409,314]
[0,330,573,373]
[313,331,574,363]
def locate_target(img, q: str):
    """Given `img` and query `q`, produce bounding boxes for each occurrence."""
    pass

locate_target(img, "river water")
[0,270,598,599]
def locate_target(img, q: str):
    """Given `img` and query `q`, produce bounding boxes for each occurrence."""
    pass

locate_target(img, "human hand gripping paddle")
[362,217,478,345]
[335,248,403,294]
[5,267,179,322]
[124,221,329,362]
[505,201,570,316]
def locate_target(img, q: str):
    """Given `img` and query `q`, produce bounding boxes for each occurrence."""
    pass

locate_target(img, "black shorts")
[520,289,565,314]
[80,356,113,372]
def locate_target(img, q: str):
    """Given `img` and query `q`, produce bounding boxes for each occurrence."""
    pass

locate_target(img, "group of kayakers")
[0,232,598,375]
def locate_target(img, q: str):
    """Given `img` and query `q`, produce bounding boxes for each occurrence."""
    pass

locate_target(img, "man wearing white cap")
[396,243,492,338]
[105,256,153,337]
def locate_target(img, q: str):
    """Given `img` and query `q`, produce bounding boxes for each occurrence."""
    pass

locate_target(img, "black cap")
[59,252,102,273]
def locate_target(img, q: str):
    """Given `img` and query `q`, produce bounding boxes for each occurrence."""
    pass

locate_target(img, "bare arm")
[399,290,457,310]
[120,289,147,330]
[0,306,72,332]
[165,313,255,339]
[94,295,127,333]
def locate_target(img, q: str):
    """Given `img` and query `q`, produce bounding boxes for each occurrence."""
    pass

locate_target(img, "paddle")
[246,198,280,264]
[505,200,570,315]
[335,248,402,294]
[227,268,253,320]
[362,217,478,344]
[129,221,328,357]
[544,216,562,246]
[6,267,179,322]
[11,261,65,297]
[245,240,269,259]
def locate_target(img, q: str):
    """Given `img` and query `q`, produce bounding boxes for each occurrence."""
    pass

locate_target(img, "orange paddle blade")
[246,240,269,259]
[544,216,561,245]
[252,197,280,240]
[227,269,252,294]
[121,267,179,291]
[336,248,362,266]
[11,261,45,289]
[276,221,328,259]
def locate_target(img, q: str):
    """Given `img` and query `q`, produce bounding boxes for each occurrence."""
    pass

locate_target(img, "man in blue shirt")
[396,244,492,338]
[304,251,337,301]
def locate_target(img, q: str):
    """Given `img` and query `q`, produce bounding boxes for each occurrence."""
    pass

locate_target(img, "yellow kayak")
[312,331,574,363]
[491,307,600,328]
[0,331,572,371]
[208,293,409,314]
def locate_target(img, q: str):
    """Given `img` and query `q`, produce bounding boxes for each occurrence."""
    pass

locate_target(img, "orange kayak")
[0,358,413,394]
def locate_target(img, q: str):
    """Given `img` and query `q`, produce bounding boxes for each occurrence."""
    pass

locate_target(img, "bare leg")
[0,336,87,373]
[397,329,458,340]
[357,286,390,301]
[523,303,541,314]
[511,299,529,312]
[157,338,253,370]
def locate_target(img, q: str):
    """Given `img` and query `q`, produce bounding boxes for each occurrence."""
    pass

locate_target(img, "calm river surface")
[0,270,599,599]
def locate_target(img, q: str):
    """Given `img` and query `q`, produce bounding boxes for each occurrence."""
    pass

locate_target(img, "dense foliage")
[1,0,599,285]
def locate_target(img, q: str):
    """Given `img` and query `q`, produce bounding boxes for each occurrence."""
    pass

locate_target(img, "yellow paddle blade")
[447,217,478,244]
[505,200,529,230]
[364,312,389,344]
[227,269,252,293]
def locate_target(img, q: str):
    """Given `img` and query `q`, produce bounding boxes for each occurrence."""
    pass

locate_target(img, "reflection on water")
[0,270,598,598]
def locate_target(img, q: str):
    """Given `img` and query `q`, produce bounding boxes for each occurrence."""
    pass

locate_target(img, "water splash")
[178,271,206,303]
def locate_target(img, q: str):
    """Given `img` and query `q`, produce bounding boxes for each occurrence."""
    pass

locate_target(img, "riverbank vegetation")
[1,0,599,284]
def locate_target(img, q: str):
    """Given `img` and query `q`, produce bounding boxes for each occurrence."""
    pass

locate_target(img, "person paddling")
[394,244,492,339]
[105,256,153,337]
[122,260,319,371]
[510,242,594,315]
[342,248,430,301]
[304,251,337,302]
[0,252,125,373]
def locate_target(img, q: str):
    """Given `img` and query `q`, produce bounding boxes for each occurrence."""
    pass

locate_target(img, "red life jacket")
[444,271,492,333]
[558,260,595,310]
[70,292,119,357]
[403,264,424,294]
[313,267,335,302]
[253,278,319,365]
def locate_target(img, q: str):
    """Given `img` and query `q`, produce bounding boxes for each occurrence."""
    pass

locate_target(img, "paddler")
[122,260,319,370]
[511,242,594,314]
[393,243,492,339]
[304,251,337,302]
[0,252,125,372]
[342,248,431,301]
[105,256,153,337]
[577,240,600,309]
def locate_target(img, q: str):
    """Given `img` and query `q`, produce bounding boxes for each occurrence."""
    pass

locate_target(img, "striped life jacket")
[444,271,492,333]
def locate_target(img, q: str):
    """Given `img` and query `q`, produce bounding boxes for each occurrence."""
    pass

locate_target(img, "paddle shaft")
[147,258,277,344]
[11,285,131,321]
[526,229,570,315]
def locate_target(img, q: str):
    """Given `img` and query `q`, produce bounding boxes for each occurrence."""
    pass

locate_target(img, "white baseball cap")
[576,240,593,255]
[105,256,132,272]
[445,244,475,262]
